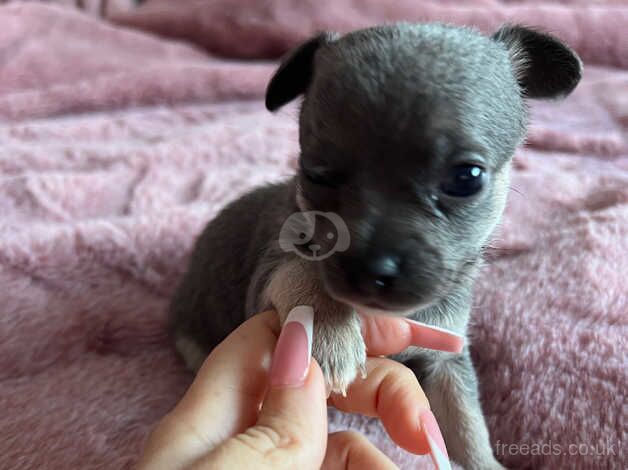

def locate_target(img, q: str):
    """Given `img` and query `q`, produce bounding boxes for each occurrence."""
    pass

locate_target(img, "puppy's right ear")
[265,32,337,111]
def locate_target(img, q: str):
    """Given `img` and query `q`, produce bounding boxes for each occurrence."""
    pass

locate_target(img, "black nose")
[364,254,401,289]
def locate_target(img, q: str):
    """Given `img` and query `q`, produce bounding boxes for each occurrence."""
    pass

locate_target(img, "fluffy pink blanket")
[0,2,626,469]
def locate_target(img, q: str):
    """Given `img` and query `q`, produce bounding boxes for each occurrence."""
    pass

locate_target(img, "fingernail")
[420,410,452,470]
[270,306,313,388]
[405,319,465,353]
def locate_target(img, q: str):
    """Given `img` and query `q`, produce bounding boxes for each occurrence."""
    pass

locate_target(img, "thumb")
[195,307,328,470]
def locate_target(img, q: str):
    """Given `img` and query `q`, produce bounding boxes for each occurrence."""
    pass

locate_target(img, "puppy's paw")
[312,310,366,395]
[480,460,508,470]
[466,453,508,470]
[174,333,207,373]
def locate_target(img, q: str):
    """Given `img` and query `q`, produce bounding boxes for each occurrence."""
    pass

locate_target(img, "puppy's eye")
[302,166,347,188]
[440,164,485,198]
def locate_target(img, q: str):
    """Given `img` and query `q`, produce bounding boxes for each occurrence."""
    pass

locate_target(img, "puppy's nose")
[365,254,401,288]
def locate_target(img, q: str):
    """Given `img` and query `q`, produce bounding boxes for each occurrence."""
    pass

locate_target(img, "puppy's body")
[170,23,581,469]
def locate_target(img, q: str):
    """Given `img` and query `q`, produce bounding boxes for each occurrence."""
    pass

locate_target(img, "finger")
[195,306,328,470]
[360,314,464,356]
[174,310,280,438]
[329,357,430,455]
[406,318,465,353]
[322,431,397,470]
[138,310,281,470]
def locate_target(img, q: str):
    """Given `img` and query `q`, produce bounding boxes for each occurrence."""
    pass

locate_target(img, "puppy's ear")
[265,32,337,111]
[492,25,582,99]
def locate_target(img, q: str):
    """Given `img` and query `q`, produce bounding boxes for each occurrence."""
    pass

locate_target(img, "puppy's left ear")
[492,25,582,99]
[265,32,338,111]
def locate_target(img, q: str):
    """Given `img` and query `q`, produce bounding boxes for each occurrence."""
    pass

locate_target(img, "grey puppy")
[170,23,581,469]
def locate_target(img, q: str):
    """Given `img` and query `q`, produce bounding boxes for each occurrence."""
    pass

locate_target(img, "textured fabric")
[112,0,628,67]
[7,0,137,17]
[0,2,626,470]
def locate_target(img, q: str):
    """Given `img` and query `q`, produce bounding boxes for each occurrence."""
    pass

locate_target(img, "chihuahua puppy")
[170,23,581,469]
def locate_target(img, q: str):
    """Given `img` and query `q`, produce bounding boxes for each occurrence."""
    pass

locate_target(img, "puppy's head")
[267,23,581,313]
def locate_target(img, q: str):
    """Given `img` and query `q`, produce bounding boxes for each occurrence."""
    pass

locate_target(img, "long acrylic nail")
[269,306,313,388]
[405,318,465,353]
[420,409,452,470]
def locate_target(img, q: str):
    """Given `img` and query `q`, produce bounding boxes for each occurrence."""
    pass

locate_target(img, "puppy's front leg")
[263,257,366,395]
[404,349,506,470]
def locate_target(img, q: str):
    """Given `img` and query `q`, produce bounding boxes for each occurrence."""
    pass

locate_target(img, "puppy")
[170,23,581,469]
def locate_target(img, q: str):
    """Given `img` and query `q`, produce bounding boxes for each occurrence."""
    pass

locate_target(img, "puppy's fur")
[170,23,581,469]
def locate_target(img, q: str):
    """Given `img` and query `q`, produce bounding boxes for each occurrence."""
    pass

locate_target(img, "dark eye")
[440,164,486,197]
[301,165,347,188]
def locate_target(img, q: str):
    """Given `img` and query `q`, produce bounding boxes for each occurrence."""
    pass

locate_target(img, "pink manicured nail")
[420,410,452,470]
[405,319,465,353]
[270,306,313,388]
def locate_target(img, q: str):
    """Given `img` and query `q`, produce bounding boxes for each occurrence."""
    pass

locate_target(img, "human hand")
[137,308,462,469]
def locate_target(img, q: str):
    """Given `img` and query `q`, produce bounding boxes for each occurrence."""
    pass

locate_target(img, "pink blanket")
[0,2,626,469]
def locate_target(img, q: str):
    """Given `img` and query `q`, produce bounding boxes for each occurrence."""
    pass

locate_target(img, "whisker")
[509,186,524,197]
